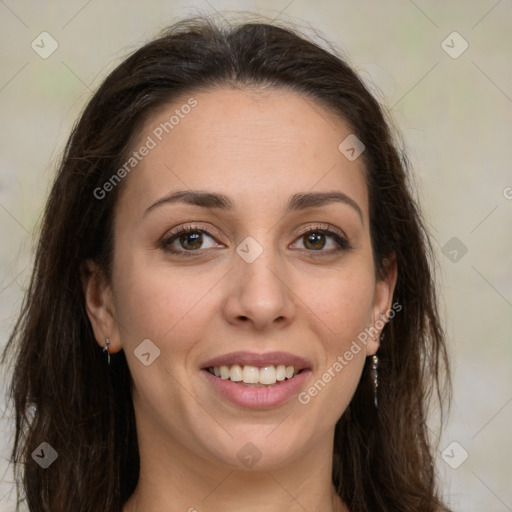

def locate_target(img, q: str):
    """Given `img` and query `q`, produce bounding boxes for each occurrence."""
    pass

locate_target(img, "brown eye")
[178,231,203,250]
[293,228,351,253]
[161,227,220,255]
[303,232,327,250]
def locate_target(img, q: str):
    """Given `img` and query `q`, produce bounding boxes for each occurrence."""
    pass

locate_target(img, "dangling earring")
[372,331,384,408]
[371,354,379,408]
[103,338,111,365]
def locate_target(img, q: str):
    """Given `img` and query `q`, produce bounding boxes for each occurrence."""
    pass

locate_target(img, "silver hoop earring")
[103,338,111,365]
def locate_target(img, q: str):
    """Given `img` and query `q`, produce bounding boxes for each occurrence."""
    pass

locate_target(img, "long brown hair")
[2,13,451,512]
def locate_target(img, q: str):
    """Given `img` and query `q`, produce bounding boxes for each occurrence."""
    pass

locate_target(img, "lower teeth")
[236,381,281,388]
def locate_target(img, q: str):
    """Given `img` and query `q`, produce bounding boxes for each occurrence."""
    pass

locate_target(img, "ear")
[80,259,122,353]
[366,253,398,356]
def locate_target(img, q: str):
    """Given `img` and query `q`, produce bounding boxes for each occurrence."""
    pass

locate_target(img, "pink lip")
[202,368,311,409]
[201,351,312,370]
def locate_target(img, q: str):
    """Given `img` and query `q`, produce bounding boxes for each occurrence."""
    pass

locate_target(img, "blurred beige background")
[1,1,511,511]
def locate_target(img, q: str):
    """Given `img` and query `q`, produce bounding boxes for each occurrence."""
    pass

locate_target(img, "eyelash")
[159,224,352,257]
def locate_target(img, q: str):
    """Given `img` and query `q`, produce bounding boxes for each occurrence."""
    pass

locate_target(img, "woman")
[2,13,451,512]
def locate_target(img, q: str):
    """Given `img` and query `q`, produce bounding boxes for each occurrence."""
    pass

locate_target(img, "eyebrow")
[144,190,363,223]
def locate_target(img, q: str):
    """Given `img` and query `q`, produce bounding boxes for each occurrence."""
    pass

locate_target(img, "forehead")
[116,86,368,220]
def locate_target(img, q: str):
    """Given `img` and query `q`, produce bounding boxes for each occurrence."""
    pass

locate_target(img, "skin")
[83,86,397,512]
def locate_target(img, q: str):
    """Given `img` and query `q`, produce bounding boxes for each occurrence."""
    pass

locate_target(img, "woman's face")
[87,86,396,470]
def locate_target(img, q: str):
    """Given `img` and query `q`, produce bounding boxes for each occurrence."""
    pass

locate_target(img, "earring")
[103,338,111,365]
[371,354,379,408]
[372,331,384,408]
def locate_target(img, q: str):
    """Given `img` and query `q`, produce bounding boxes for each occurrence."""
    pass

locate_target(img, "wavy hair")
[2,13,451,512]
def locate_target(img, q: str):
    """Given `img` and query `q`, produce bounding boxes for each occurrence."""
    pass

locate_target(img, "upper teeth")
[210,365,299,385]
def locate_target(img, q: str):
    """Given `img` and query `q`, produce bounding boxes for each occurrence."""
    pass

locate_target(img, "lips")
[201,351,312,408]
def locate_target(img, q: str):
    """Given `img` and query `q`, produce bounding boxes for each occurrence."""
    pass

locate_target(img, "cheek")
[113,260,220,347]
[294,266,373,424]
[292,260,375,416]
[296,262,376,344]
[110,254,219,428]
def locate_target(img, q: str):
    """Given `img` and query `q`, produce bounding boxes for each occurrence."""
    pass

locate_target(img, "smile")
[200,351,312,408]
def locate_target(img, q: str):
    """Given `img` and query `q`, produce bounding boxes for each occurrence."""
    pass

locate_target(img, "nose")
[222,242,296,331]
